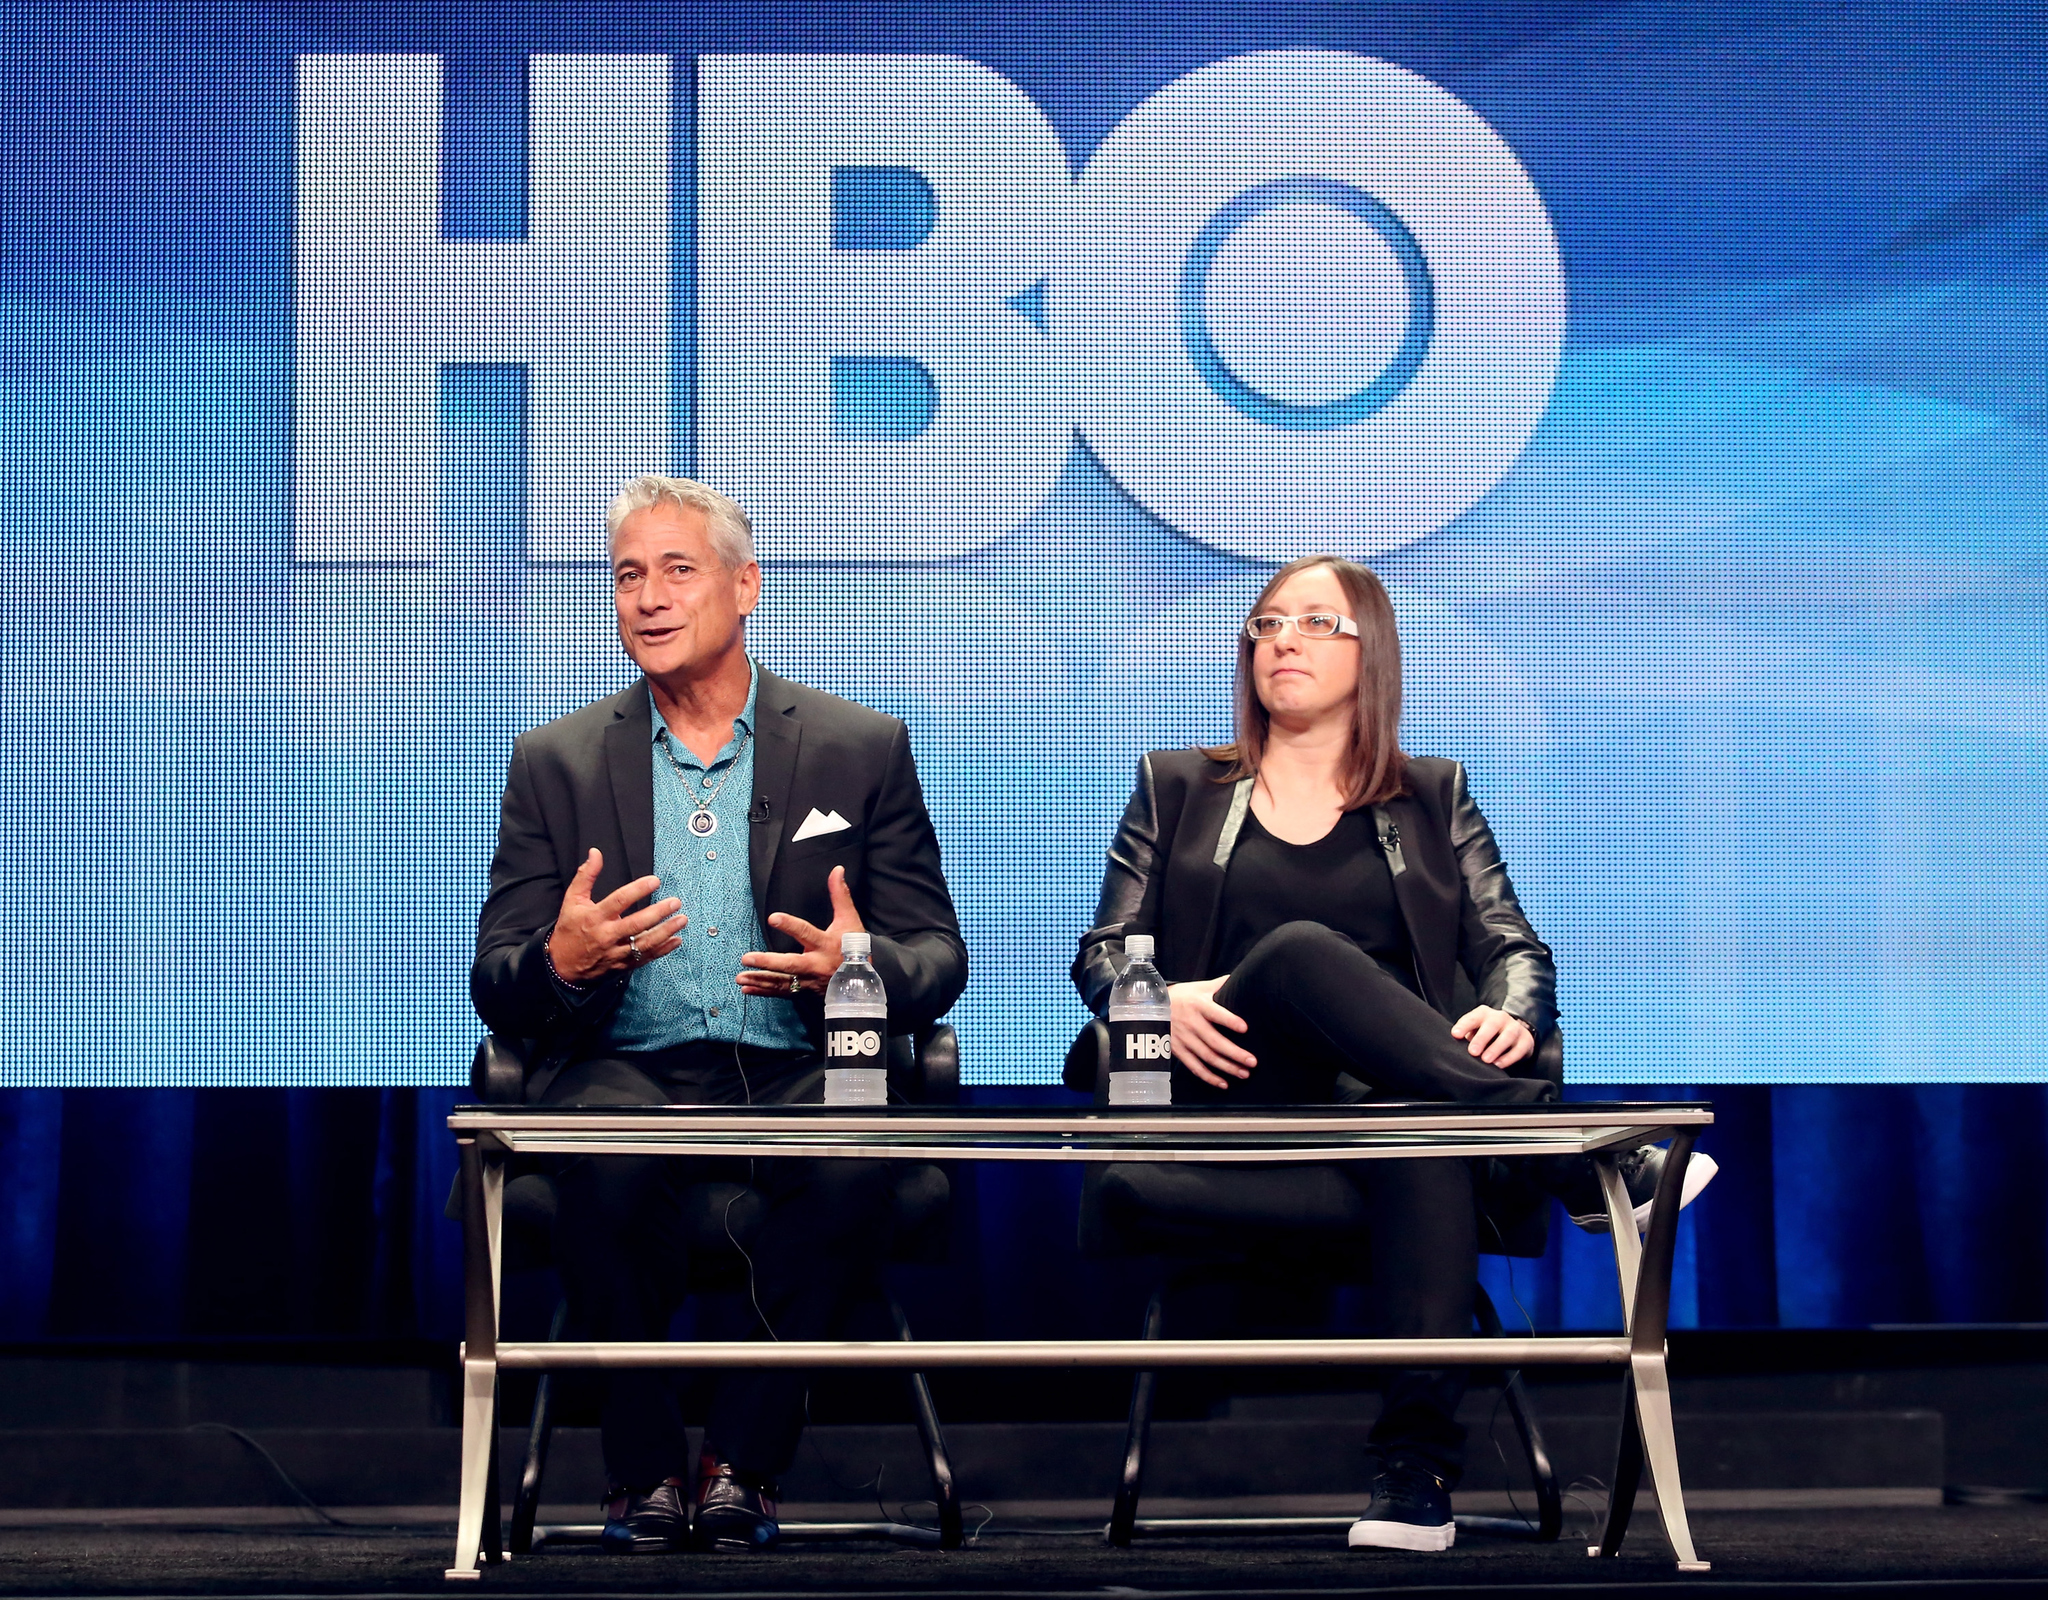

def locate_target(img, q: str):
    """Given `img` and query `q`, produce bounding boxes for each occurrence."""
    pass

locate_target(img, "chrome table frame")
[444,1102,1713,1578]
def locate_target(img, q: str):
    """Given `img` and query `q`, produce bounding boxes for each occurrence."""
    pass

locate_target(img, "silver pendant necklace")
[658,727,752,839]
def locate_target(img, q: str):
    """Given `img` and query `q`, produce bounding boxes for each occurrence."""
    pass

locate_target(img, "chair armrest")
[912,1023,960,1105]
[887,1024,959,1104]
[471,1035,531,1104]
[1511,1026,1564,1089]
[1063,1018,1110,1100]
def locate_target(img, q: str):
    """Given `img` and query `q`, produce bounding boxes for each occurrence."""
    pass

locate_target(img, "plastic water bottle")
[823,931,889,1106]
[1106,934,1173,1106]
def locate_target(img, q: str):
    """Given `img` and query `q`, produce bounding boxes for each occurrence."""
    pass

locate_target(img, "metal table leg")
[1590,1151,1646,1557]
[1598,1153,1644,1324]
[447,1136,505,1581]
[1592,1133,1709,1572]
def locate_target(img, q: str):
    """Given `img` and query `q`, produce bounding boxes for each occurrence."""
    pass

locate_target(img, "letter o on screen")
[1049,50,1565,561]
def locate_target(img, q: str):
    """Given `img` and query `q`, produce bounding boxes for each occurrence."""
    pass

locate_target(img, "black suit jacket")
[1071,749,1556,1039]
[472,665,967,1099]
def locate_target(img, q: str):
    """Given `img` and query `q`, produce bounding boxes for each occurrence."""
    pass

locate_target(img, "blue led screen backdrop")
[2,1,2043,1085]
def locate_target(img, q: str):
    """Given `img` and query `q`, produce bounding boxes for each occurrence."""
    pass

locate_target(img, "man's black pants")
[541,1043,894,1491]
[1174,921,1558,1485]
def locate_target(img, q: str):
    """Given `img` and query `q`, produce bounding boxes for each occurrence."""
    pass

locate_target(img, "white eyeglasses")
[1244,611,1361,642]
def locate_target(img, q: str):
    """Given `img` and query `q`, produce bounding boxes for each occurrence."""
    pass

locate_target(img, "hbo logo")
[826,1029,882,1060]
[296,51,1562,566]
[1124,1032,1173,1062]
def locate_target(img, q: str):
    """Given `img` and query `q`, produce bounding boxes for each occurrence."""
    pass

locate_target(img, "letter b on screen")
[696,55,1071,562]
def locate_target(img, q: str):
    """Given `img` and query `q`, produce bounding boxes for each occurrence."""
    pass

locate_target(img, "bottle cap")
[1125,934,1155,960]
[840,931,873,961]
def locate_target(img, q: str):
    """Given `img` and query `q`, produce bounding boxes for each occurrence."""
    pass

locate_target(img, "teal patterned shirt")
[606,662,811,1054]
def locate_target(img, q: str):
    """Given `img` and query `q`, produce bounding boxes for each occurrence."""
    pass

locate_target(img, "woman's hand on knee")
[1451,1006,1534,1068]
[1169,978,1256,1088]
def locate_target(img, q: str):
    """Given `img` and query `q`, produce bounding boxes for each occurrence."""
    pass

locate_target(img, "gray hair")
[605,475,755,568]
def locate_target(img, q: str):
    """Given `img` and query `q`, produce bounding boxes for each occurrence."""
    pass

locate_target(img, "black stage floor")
[2,1508,2046,1599]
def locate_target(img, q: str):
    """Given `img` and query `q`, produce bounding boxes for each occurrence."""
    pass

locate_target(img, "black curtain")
[1,1087,462,1340]
[4,1082,2045,1339]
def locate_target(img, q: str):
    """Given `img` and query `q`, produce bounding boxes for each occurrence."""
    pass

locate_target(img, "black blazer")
[472,666,967,1099]
[1071,749,1556,1039]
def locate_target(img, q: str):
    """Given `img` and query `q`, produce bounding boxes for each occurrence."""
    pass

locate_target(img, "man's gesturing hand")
[546,848,686,985]
[738,865,865,998]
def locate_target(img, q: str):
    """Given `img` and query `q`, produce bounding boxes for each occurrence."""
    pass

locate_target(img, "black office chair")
[1065,1016,1565,1548]
[469,1026,965,1554]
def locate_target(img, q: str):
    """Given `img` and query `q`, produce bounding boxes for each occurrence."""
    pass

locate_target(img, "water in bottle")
[823,930,889,1106]
[1106,934,1172,1106]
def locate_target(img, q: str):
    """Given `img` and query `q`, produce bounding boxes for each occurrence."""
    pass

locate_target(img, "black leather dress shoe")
[599,1478,689,1553]
[692,1449,780,1551]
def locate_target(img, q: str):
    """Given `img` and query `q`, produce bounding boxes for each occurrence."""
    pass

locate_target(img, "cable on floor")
[183,1424,351,1528]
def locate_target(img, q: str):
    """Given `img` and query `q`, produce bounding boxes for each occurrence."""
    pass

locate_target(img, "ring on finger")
[627,933,640,963]
[788,974,800,995]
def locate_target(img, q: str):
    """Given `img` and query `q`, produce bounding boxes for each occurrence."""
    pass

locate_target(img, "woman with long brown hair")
[1072,553,1711,1551]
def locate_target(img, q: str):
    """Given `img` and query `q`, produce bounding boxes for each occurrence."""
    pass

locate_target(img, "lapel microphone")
[750,795,772,823]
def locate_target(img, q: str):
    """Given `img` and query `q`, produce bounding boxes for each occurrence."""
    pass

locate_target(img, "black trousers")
[1180,921,1558,1484]
[541,1043,894,1490]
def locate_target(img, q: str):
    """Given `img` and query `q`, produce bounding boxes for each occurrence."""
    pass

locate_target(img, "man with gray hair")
[472,475,967,1553]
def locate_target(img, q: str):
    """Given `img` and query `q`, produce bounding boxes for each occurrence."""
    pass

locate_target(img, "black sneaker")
[1348,1460,1455,1552]
[692,1449,780,1552]
[1564,1144,1719,1234]
[598,1477,689,1553]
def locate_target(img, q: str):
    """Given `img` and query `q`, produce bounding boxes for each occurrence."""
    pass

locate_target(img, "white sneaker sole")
[1572,1152,1719,1234]
[1347,1518,1455,1552]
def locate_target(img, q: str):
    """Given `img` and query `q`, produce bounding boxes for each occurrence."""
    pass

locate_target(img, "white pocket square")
[791,807,852,843]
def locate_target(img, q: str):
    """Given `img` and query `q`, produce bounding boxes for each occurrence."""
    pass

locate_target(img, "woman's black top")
[1215,808,1418,990]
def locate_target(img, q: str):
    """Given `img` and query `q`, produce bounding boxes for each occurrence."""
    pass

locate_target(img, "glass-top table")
[444,1101,1713,1577]
[447,1100,1707,1161]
